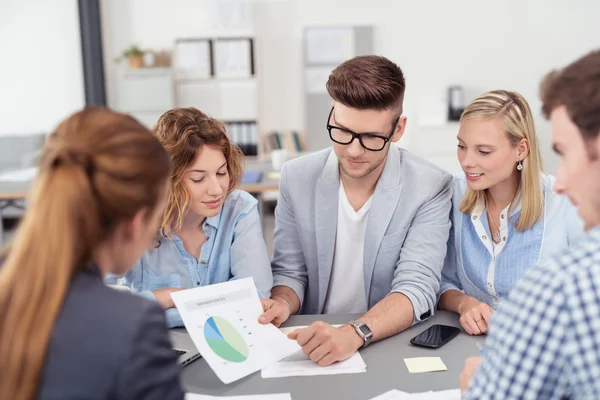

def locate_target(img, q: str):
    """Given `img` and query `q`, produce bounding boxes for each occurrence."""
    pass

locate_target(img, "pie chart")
[204,316,249,363]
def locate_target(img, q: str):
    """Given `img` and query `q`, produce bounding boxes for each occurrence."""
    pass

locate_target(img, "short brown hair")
[154,107,244,236]
[326,55,406,111]
[540,50,600,140]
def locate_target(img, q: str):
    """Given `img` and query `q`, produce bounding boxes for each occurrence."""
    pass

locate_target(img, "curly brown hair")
[154,107,243,237]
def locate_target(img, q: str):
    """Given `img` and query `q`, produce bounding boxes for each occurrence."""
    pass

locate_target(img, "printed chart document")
[185,394,291,400]
[171,278,299,384]
[369,388,461,399]
[261,325,366,378]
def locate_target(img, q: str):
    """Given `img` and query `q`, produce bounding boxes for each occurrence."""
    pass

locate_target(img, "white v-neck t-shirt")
[323,183,372,314]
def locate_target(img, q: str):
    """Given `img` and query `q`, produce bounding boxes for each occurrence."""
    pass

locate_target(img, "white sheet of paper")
[369,389,460,400]
[186,393,291,400]
[368,390,411,400]
[171,278,299,384]
[408,389,461,400]
[0,167,36,182]
[403,357,448,373]
[261,325,366,378]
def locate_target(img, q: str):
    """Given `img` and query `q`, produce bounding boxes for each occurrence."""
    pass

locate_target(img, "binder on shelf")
[263,131,305,154]
[174,38,213,80]
[213,38,254,78]
[225,121,258,156]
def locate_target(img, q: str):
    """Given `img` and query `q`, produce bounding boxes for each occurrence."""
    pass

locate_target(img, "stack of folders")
[263,131,303,154]
[226,122,258,156]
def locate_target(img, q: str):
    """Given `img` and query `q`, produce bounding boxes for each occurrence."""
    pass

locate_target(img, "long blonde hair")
[459,90,544,231]
[0,108,172,400]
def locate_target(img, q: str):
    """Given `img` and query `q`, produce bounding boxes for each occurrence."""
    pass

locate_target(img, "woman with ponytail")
[0,108,183,400]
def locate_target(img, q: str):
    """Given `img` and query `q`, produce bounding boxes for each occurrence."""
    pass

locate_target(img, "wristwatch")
[347,320,373,348]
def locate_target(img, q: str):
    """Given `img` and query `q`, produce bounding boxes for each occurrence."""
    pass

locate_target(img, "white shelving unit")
[172,35,258,156]
[117,67,174,129]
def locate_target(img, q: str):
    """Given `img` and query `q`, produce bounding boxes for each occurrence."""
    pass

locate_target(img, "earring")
[517,160,523,171]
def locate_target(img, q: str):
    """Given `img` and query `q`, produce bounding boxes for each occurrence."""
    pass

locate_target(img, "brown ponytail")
[0,107,172,400]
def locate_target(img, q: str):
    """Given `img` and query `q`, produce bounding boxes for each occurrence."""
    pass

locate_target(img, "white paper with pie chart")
[171,278,300,384]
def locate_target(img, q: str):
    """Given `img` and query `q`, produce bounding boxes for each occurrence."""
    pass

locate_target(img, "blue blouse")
[108,190,273,327]
[439,173,584,308]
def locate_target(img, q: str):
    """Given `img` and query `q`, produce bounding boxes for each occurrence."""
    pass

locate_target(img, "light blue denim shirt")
[108,189,273,328]
[439,173,584,308]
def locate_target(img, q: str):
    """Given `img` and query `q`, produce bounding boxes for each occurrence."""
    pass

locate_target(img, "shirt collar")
[470,187,523,219]
[170,211,222,243]
[205,212,221,230]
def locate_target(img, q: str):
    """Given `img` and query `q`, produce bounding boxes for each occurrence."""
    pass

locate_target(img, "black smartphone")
[409,324,460,349]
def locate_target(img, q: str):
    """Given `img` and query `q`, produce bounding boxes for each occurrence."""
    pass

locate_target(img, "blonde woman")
[112,107,273,328]
[438,90,583,335]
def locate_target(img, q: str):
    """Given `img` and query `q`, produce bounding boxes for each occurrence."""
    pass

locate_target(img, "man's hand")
[258,297,292,327]
[287,321,364,366]
[152,288,183,310]
[460,356,482,393]
[458,296,494,335]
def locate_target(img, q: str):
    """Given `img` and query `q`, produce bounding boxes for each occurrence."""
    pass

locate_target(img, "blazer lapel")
[315,150,340,313]
[363,147,403,302]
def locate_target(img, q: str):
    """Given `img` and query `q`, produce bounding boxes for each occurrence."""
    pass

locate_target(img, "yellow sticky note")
[267,172,281,180]
[404,357,447,373]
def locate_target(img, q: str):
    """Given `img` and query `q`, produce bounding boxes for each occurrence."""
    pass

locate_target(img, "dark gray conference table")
[179,311,483,399]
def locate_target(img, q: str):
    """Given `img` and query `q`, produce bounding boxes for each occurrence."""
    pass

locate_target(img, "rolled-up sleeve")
[390,173,453,325]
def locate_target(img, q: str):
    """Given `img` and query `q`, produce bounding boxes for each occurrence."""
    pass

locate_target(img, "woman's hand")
[457,296,493,335]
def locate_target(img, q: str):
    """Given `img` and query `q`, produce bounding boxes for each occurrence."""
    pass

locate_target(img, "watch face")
[358,325,371,335]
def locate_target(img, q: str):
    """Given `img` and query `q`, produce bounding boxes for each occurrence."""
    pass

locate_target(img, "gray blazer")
[271,146,453,324]
[37,267,184,400]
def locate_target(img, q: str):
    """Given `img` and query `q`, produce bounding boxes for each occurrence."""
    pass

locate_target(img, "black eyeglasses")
[326,107,399,152]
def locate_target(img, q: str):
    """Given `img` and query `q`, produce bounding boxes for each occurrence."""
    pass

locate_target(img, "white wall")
[0,0,84,136]
[253,0,600,174]
[100,0,239,111]
[101,0,600,173]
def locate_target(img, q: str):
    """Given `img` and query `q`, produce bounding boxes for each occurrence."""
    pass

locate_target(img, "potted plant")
[115,44,145,69]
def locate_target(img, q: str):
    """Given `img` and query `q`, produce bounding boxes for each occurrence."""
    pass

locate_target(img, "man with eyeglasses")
[259,55,453,365]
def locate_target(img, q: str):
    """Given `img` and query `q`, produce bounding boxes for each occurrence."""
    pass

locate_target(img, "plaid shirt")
[464,226,600,400]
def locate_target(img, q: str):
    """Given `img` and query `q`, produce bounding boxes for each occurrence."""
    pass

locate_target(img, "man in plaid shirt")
[460,50,600,399]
